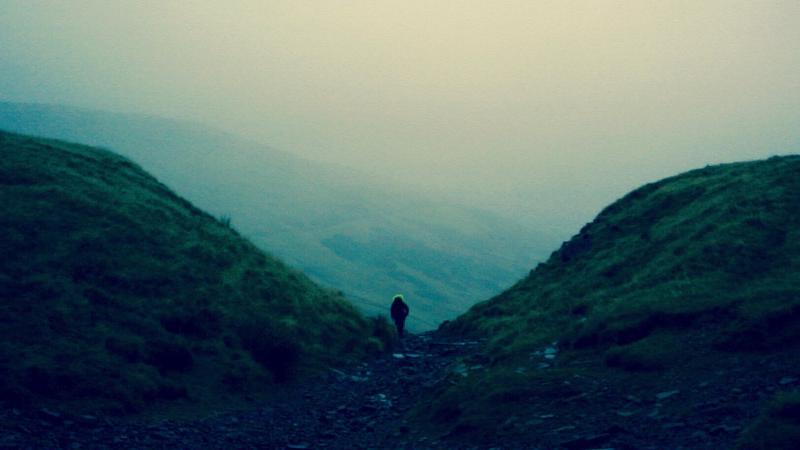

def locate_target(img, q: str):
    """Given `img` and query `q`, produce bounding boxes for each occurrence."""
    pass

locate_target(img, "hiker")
[390,294,410,338]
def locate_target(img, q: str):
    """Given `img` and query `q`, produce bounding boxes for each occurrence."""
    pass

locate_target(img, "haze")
[1,0,799,231]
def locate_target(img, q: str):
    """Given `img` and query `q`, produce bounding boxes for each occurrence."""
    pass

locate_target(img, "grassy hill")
[0,130,388,415]
[419,155,800,447]
[0,101,557,330]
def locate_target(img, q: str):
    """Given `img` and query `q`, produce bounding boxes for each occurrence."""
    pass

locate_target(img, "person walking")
[390,294,410,338]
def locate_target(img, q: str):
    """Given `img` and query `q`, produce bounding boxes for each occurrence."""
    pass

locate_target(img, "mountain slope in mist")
[419,156,800,448]
[0,101,556,329]
[0,130,387,413]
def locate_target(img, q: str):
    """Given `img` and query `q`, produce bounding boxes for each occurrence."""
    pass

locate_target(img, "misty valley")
[0,101,556,332]
[1,116,799,449]
[2,2,800,449]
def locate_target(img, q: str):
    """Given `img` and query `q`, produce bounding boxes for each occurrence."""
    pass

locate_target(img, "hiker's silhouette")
[390,295,410,338]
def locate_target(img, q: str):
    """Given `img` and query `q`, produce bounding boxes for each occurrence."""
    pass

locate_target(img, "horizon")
[1,1,799,232]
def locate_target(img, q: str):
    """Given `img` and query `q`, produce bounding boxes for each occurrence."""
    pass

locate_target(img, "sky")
[1,0,799,230]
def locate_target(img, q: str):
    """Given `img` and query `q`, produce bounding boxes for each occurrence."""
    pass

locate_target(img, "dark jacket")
[391,297,409,321]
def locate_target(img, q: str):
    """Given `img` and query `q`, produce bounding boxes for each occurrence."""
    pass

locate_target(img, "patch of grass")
[604,332,687,372]
[413,367,584,442]
[236,316,301,382]
[737,391,800,450]
[367,315,397,354]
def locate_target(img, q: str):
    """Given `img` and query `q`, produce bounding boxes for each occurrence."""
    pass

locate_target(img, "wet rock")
[152,429,177,440]
[559,433,611,450]
[565,392,589,403]
[452,362,469,377]
[605,424,629,435]
[421,377,439,390]
[625,395,642,404]
[39,408,62,422]
[655,390,680,400]
[359,404,378,414]
[77,415,97,425]
[709,424,740,435]
[500,415,519,430]
[691,430,710,440]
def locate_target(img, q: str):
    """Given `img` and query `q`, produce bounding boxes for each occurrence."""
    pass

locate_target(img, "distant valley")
[0,101,558,329]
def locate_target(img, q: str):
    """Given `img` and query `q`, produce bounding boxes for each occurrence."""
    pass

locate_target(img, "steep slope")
[0,101,556,330]
[419,156,800,448]
[0,130,387,415]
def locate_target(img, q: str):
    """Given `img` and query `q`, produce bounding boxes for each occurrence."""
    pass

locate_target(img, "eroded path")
[1,333,482,449]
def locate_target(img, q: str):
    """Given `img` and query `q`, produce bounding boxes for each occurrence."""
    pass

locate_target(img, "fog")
[1,0,799,231]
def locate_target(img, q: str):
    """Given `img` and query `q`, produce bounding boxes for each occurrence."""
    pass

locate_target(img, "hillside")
[419,156,800,448]
[0,130,388,415]
[0,101,557,330]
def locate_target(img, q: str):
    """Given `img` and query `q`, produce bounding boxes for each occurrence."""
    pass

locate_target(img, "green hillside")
[0,101,557,330]
[0,130,388,414]
[420,155,800,444]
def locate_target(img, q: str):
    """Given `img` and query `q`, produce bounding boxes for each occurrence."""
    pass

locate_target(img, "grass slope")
[0,130,388,415]
[421,155,800,441]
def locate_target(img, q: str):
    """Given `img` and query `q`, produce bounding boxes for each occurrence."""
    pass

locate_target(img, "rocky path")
[0,333,483,449]
[2,332,799,449]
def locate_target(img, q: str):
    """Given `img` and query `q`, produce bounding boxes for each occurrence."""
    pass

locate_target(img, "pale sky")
[1,1,799,230]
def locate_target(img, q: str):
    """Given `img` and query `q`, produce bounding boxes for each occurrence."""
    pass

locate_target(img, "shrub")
[105,336,143,362]
[23,365,78,396]
[150,382,188,401]
[0,371,31,406]
[236,318,301,382]
[363,337,385,355]
[145,339,194,373]
[160,308,222,338]
[605,345,664,372]
[370,315,395,352]
[604,332,684,372]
